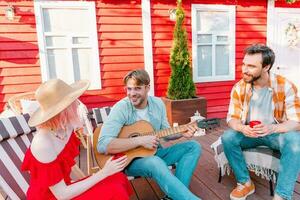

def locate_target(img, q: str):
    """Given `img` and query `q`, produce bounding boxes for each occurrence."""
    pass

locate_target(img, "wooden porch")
[76,120,300,200]
[2,119,299,199]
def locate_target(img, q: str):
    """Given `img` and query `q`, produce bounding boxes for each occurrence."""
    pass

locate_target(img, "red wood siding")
[0,0,270,119]
[0,1,40,110]
[151,0,267,118]
[84,0,144,108]
[0,0,144,111]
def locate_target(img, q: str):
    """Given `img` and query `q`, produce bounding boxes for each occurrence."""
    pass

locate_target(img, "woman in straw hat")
[22,79,132,200]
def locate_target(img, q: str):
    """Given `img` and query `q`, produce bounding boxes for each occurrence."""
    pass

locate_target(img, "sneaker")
[160,195,172,200]
[230,182,255,200]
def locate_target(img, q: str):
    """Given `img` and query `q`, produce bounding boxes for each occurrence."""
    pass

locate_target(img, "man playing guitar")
[97,69,201,200]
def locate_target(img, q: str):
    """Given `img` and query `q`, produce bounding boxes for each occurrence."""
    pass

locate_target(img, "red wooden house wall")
[0,0,144,110]
[80,0,145,108]
[0,1,40,110]
[0,0,299,118]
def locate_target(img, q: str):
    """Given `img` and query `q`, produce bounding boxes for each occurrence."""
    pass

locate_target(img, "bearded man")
[97,69,201,200]
[222,44,300,200]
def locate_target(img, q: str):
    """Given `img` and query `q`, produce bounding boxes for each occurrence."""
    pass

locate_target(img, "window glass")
[72,48,91,81]
[73,37,90,45]
[47,49,72,82]
[217,36,228,42]
[216,45,229,75]
[197,45,212,77]
[196,11,229,32]
[197,34,212,43]
[43,8,89,33]
[45,36,66,47]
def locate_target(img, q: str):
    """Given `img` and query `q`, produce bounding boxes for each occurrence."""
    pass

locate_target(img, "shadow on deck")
[77,119,300,200]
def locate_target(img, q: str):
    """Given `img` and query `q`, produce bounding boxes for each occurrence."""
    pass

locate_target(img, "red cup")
[112,153,125,160]
[249,120,261,128]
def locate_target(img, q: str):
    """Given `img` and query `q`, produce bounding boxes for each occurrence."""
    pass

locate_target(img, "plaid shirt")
[227,73,300,124]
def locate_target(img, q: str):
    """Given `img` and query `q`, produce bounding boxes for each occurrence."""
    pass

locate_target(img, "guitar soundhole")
[129,133,140,138]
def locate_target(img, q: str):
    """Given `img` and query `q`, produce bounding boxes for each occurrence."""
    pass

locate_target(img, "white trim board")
[142,0,154,96]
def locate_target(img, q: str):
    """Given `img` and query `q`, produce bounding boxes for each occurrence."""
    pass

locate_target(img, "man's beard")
[129,95,146,108]
[243,73,261,83]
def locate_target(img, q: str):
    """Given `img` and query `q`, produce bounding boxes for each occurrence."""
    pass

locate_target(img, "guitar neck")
[142,118,220,138]
[145,124,190,138]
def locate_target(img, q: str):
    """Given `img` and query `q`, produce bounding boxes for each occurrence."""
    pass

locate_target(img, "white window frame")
[34,1,101,90]
[192,4,236,83]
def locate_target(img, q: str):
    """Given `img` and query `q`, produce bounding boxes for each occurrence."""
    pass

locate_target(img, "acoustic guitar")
[93,119,219,169]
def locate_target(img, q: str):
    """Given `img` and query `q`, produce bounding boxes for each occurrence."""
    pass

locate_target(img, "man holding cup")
[222,44,300,200]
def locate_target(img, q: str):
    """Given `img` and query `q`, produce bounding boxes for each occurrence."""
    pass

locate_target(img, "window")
[192,4,235,83]
[34,1,101,89]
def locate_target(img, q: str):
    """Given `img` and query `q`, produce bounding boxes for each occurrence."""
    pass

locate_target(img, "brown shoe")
[230,182,255,200]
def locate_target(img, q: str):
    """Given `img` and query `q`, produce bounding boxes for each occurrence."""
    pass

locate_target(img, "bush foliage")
[167,0,195,100]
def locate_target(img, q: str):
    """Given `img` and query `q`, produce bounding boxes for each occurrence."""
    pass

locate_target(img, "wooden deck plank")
[146,179,165,199]
[190,175,222,200]
[131,178,160,200]
[193,136,272,200]
[130,181,141,200]
[292,175,300,195]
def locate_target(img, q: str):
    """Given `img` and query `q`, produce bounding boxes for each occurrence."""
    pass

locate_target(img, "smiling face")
[125,78,150,109]
[242,53,266,84]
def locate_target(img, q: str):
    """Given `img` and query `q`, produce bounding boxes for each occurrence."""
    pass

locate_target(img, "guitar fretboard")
[143,124,190,138]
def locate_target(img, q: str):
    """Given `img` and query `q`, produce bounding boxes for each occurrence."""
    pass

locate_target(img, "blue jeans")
[125,140,201,200]
[221,129,300,200]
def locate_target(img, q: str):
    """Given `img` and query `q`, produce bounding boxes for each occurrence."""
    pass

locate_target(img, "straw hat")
[28,79,90,127]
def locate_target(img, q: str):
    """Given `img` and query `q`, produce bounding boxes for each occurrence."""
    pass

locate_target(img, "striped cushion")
[0,114,35,142]
[92,107,111,125]
[0,114,36,200]
[211,137,281,182]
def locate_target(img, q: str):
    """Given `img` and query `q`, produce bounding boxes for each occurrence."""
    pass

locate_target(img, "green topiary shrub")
[167,0,196,100]
[286,0,297,4]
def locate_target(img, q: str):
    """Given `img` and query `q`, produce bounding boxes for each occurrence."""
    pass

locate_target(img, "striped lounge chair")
[211,137,281,196]
[0,114,36,200]
[91,106,111,126]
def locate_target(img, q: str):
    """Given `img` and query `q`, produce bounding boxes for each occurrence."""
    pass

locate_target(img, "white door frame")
[267,0,300,90]
[267,0,300,49]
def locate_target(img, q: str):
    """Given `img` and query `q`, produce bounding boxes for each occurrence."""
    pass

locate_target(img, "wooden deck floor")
[76,119,300,200]
[2,120,299,200]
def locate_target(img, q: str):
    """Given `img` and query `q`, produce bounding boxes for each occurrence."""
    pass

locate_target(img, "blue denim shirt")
[97,96,170,153]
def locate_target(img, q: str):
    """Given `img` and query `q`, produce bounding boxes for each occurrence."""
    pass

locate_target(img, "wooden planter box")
[161,97,207,125]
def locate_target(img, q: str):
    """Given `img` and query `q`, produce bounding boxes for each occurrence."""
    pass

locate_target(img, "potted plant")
[162,0,206,125]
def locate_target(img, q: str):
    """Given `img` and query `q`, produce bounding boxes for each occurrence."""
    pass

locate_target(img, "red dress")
[21,133,132,200]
